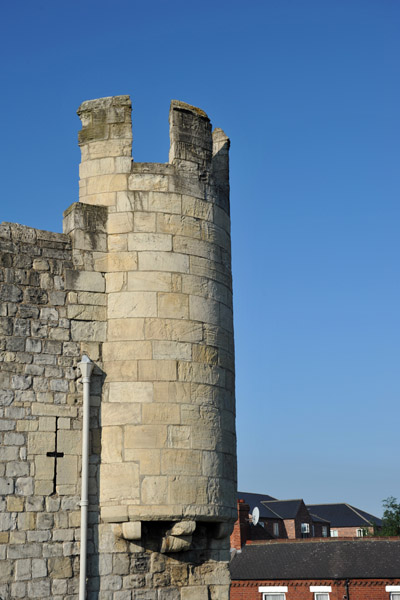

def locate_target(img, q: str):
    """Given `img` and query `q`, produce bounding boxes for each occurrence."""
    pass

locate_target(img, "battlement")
[77,95,230,211]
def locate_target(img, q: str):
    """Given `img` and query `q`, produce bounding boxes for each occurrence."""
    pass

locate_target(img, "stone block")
[101,427,123,463]
[67,304,106,320]
[202,221,231,253]
[101,506,128,523]
[178,362,225,387]
[7,496,24,511]
[128,175,169,193]
[108,233,128,252]
[219,303,233,333]
[121,522,141,540]
[16,558,32,581]
[138,360,177,382]
[31,404,77,417]
[105,271,126,292]
[134,211,156,232]
[48,556,72,579]
[79,157,116,178]
[81,191,117,206]
[3,431,24,445]
[173,237,220,262]
[108,292,157,319]
[100,463,139,502]
[142,403,180,425]
[103,341,152,361]
[124,424,167,449]
[157,213,201,238]
[34,455,54,480]
[32,558,47,577]
[125,448,160,474]
[152,341,191,361]
[102,402,141,426]
[169,520,196,535]
[108,318,145,340]
[145,319,203,343]
[102,360,138,382]
[189,296,219,325]
[27,431,54,455]
[86,174,128,195]
[138,252,189,274]
[189,256,231,288]
[35,480,54,495]
[107,381,153,403]
[57,429,81,454]
[71,320,107,342]
[127,271,172,292]
[182,196,213,220]
[141,476,168,504]
[94,250,137,272]
[158,293,188,319]
[17,512,35,531]
[127,233,172,252]
[161,450,202,475]
[167,425,191,449]
[65,270,105,292]
[192,345,218,365]
[153,382,191,402]
[56,456,78,485]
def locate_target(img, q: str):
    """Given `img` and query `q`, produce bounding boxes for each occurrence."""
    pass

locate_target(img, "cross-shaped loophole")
[46,417,64,495]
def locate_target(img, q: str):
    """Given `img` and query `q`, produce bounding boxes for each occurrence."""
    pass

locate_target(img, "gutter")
[78,355,94,600]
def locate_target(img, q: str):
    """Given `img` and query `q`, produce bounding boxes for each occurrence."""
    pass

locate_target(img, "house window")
[322,526,328,537]
[330,529,338,537]
[301,523,310,537]
[312,525,315,537]
[273,522,279,537]
[386,585,400,600]
[311,585,331,600]
[259,585,288,600]
[356,528,364,537]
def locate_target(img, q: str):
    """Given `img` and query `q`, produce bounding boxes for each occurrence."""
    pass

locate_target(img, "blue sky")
[1,0,399,517]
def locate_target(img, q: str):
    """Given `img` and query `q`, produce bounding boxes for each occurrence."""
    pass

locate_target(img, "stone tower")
[0,95,236,599]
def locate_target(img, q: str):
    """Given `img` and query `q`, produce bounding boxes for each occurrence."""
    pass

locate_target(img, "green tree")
[373,497,400,536]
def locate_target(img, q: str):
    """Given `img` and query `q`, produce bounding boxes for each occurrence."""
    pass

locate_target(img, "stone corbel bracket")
[118,521,142,541]
[160,520,196,553]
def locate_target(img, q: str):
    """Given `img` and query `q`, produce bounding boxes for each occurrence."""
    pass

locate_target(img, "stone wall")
[0,221,105,598]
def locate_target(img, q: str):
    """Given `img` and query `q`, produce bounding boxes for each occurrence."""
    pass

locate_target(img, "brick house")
[233,496,330,544]
[230,538,400,600]
[306,504,382,537]
[235,493,381,541]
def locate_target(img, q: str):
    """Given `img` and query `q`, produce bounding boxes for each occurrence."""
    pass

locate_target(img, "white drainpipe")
[78,355,94,600]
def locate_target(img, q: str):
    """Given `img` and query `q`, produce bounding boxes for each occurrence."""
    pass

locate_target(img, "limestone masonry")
[0,96,237,599]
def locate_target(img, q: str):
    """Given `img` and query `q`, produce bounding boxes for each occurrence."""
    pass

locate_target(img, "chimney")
[230,500,250,550]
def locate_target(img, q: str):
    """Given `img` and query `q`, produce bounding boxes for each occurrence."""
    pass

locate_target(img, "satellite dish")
[251,507,260,526]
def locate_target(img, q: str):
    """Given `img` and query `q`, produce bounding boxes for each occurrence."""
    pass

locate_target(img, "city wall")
[0,96,236,599]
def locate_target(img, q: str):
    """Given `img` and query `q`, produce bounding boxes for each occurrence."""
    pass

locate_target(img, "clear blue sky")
[1,0,399,518]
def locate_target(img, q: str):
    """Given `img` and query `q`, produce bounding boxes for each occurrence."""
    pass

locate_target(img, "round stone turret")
[75,96,236,528]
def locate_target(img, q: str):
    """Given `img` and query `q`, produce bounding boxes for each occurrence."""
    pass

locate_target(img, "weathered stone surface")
[102,403,141,426]
[65,269,105,292]
[100,463,139,502]
[108,292,157,319]
[121,521,142,540]
[107,381,153,403]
